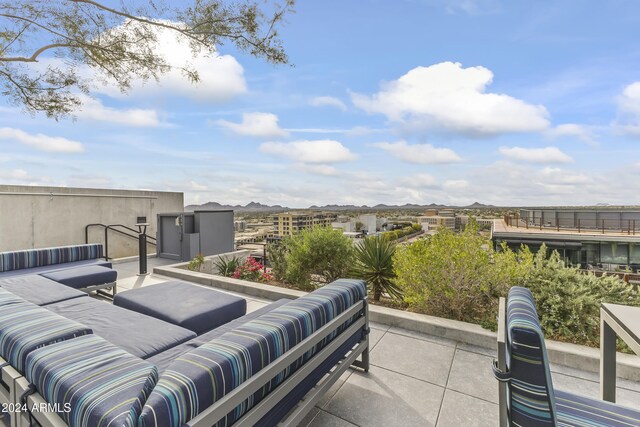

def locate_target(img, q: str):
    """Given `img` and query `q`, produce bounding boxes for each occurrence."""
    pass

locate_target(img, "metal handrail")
[85,223,156,260]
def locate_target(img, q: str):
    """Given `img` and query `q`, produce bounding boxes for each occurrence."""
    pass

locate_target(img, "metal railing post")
[136,222,150,275]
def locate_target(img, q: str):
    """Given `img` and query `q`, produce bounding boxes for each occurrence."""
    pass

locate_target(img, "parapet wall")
[0,185,183,258]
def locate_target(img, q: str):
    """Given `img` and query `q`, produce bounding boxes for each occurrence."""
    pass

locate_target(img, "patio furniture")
[113,281,246,335]
[0,274,87,306]
[493,286,640,426]
[146,299,291,372]
[45,296,196,359]
[600,303,640,402]
[0,244,110,279]
[2,279,369,427]
[23,334,158,427]
[40,264,117,295]
[0,288,91,374]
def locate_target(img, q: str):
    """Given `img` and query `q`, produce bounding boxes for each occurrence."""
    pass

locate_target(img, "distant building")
[332,220,355,233]
[273,212,338,236]
[234,220,246,232]
[417,215,456,231]
[358,214,378,234]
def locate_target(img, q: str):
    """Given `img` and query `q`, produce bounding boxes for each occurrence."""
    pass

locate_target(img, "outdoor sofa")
[493,286,640,426]
[0,277,370,427]
[0,244,117,295]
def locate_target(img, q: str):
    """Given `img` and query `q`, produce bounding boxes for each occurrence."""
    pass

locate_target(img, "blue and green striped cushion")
[25,334,158,427]
[139,279,366,427]
[0,288,91,372]
[555,390,640,426]
[507,286,557,426]
[0,244,103,273]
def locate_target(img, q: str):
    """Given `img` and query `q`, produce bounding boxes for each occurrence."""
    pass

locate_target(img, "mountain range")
[185,201,496,213]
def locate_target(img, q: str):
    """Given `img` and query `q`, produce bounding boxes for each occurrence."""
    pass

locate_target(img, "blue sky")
[2,0,640,207]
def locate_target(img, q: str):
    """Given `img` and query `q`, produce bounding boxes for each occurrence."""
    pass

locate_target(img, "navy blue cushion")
[507,286,557,426]
[25,334,158,427]
[0,259,112,279]
[41,265,117,290]
[45,297,196,359]
[147,299,291,373]
[139,279,366,427]
[0,275,87,305]
[113,281,246,335]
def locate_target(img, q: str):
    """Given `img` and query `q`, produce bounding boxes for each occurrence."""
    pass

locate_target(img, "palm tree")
[351,236,403,301]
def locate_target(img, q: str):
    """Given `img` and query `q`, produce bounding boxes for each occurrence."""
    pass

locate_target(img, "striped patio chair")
[493,286,640,427]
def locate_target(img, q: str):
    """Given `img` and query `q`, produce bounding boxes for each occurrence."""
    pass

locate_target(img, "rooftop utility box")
[157,210,234,261]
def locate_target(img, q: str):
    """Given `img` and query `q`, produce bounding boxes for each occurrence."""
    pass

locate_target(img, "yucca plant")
[351,236,403,301]
[213,255,242,277]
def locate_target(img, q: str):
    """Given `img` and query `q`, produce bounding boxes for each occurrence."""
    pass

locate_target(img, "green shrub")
[268,226,354,291]
[213,255,242,277]
[394,223,516,325]
[526,246,639,347]
[266,241,289,282]
[187,253,205,271]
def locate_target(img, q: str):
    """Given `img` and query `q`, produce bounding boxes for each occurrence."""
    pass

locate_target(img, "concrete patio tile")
[446,349,498,404]
[299,408,320,426]
[436,389,499,427]
[324,366,444,427]
[387,326,458,348]
[369,327,385,351]
[301,408,358,427]
[550,363,640,394]
[317,369,355,408]
[370,332,455,386]
[456,342,496,358]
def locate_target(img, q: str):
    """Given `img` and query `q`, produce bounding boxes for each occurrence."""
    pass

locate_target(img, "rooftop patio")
[99,257,640,427]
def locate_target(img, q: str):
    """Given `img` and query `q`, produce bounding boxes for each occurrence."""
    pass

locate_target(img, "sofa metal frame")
[80,280,117,298]
[1,358,23,427]
[11,298,369,427]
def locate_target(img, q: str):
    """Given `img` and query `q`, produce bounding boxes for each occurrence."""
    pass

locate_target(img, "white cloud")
[214,112,289,138]
[443,179,469,190]
[309,96,347,111]
[400,173,438,188]
[0,169,29,180]
[374,140,462,164]
[91,20,247,102]
[498,146,573,164]
[76,96,162,127]
[547,124,597,146]
[293,163,339,176]
[616,82,640,137]
[260,140,357,163]
[0,128,84,153]
[352,62,550,136]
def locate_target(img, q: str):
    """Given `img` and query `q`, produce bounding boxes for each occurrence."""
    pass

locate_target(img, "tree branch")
[1,43,75,62]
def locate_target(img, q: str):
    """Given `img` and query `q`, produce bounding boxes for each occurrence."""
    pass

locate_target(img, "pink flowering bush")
[232,257,272,283]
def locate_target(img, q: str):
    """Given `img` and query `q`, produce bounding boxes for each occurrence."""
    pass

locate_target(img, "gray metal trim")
[230,318,366,427]
[497,297,508,427]
[278,337,367,427]
[188,300,366,427]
